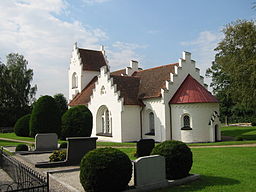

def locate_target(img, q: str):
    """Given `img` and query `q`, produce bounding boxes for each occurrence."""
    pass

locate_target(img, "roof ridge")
[135,62,178,73]
[111,75,140,79]
[78,48,101,52]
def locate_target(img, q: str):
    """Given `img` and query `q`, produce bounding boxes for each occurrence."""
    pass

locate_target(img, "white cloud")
[106,41,146,70]
[0,0,107,98]
[180,31,223,89]
[82,0,111,5]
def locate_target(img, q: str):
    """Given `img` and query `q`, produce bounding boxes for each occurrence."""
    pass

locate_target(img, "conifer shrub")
[30,95,61,137]
[80,148,132,192]
[15,144,29,152]
[135,139,155,157]
[14,114,31,137]
[49,150,66,162]
[61,105,92,139]
[151,140,193,180]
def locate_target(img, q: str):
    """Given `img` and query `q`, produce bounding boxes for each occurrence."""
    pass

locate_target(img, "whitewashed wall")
[171,103,220,143]
[141,98,166,142]
[88,66,124,142]
[68,44,100,101]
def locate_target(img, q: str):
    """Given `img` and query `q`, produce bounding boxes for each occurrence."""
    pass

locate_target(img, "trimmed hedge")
[15,144,29,152]
[151,140,193,180]
[135,139,155,158]
[14,114,31,137]
[61,105,92,139]
[30,95,61,137]
[80,148,132,192]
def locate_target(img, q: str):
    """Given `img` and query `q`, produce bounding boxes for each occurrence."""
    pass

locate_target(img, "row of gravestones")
[34,134,166,188]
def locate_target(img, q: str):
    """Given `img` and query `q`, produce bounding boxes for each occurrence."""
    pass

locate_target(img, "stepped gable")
[170,74,218,104]
[111,75,142,105]
[132,63,178,99]
[69,76,98,106]
[78,48,107,71]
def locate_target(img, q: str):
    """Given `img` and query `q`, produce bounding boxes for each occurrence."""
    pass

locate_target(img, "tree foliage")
[30,95,61,137]
[0,53,36,126]
[206,20,256,123]
[53,93,68,117]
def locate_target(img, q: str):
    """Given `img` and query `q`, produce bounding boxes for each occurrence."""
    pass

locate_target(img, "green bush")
[49,150,66,162]
[14,114,31,137]
[59,142,67,149]
[80,148,132,192]
[135,139,155,158]
[251,121,256,126]
[61,105,92,139]
[30,95,61,137]
[151,140,193,180]
[15,144,29,152]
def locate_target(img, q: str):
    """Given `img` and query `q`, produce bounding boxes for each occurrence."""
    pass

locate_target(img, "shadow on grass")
[157,175,240,192]
[222,128,256,140]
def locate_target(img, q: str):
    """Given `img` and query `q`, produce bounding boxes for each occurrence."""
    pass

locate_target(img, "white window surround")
[72,72,78,89]
[145,111,155,136]
[97,106,112,137]
[181,114,192,130]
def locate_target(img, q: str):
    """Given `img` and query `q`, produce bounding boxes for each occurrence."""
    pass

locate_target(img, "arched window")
[149,112,155,134]
[72,72,78,88]
[97,106,112,136]
[181,115,192,130]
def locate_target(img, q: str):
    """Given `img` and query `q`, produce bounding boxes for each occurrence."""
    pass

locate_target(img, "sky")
[0,0,255,99]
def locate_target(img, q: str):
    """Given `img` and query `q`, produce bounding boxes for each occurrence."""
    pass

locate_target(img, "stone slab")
[134,155,167,187]
[35,133,58,151]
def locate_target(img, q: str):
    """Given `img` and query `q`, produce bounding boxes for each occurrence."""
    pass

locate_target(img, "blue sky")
[0,0,254,99]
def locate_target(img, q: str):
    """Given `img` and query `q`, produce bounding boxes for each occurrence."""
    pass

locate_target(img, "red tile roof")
[78,48,107,71]
[69,76,98,106]
[169,74,218,104]
[110,69,126,76]
[133,63,178,98]
[111,75,142,105]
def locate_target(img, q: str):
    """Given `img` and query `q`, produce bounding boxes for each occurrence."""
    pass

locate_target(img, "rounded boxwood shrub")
[15,144,29,152]
[61,105,92,139]
[49,150,66,162]
[14,114,31,137]
[151,140,193,180]
[80,148,132,192]
[30,95,61,137]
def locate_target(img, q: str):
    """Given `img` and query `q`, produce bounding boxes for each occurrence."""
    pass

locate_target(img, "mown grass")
[0,139,24,147]
[221,126,256,140]
[0,132,34,142]
[1,126,256,147]
[154,147,256,192]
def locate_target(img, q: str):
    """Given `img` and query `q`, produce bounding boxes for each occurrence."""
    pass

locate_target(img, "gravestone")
[136,139,155,157]
[35,133,58,151]
[134,155,167,188]
[66,137,98,165]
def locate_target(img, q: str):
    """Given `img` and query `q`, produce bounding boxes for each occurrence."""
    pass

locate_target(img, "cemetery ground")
[0,125,256,192]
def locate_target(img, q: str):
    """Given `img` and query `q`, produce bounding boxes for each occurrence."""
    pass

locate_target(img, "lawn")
[221,126,256,140]
[1,126,256,147]
[154,147,256,192]
[0,139,24,147]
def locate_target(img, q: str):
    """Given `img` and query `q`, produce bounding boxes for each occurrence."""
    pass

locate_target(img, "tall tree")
[0,53,37,126]
[207,20,256,123]
[53,93,68,117]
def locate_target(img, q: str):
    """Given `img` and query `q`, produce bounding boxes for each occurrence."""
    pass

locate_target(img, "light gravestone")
[35,133,58,151]
[134,155,168,189]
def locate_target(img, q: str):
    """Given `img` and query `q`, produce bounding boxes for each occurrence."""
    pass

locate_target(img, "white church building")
[68,43,221,143]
